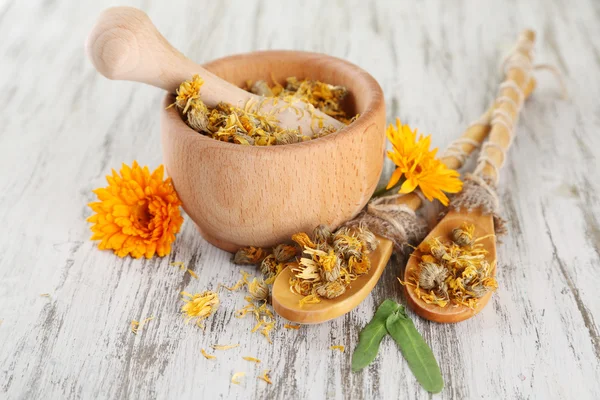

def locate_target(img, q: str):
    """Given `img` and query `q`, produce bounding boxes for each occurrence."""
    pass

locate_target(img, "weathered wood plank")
[0,0,599,399]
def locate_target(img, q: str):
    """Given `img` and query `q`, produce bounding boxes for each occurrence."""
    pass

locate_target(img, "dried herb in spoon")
[351,299,444,394]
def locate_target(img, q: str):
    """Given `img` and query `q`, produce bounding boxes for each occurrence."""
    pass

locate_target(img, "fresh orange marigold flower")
[87,161,184,258]
[386,119,462,206]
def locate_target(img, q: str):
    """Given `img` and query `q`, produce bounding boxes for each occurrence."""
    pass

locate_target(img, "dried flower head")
[385,119,463,206]
[273,244,297,262]
[451,223,475,247]
[233,246,269,265]
[418,262,449,290]
[421,237,447,261]
[354,225,378,253]
[180,291,219,327]
[348,255,371,275]
[260,254,280,277]
[247,277,269,301]
[186,99,210,132]
[333,230,363,260]
[315,280,346,299]
[87,162,184,258]
[174,74,204,112]
[312,224,333,245]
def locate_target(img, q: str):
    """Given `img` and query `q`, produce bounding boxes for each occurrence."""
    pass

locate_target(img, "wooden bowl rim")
[161,50,385,151]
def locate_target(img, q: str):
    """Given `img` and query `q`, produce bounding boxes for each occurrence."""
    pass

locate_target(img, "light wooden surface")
[1,1,599,399]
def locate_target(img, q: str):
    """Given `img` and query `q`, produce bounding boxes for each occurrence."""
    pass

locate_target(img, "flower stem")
[371,182,401,199]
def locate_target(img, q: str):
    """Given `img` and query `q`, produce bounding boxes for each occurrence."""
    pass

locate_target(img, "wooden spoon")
[271,115,493,323]
[85,7,344,134]
[403,30,536,323]
[271,69,536,324]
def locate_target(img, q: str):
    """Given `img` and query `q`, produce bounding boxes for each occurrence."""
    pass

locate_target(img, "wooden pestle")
[86,7,345,134]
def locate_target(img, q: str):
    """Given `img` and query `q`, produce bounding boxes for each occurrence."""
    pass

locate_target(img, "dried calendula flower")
[316,280,346,299]
[258,370,273,384]
[418,262,448,290]
[273,244,297,262]
[231,372,245,385]
[260,254,279,276]
[420,237,447,261]
[247,278,269,301]
[173,74,204,112]
[186,99,210,132]
[451,223,475,247]
[353,225,378,253]
[233,246,268,265]
[201,348,216,360]
[180,291,219,327]
[312,224,333,246]
[333,229,363,260]
[330,345,345,352]
[292,232,315,249]
[242,356,261,363]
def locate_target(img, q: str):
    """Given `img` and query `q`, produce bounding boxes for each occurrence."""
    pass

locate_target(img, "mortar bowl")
[161,50,386,252]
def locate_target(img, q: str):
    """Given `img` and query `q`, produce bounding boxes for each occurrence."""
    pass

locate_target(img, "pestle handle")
[85,6,253,108]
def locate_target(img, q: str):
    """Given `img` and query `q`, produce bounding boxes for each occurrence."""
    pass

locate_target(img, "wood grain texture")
[0,0,599,399]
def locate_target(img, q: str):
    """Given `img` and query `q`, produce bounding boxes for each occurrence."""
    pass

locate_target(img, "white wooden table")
[1,1,599,399]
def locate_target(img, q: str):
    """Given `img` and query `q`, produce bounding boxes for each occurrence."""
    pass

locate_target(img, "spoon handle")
[473,30,536,184]
[85,7,256,108]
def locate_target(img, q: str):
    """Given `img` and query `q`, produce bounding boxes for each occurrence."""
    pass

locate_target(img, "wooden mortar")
[161,52,386,252]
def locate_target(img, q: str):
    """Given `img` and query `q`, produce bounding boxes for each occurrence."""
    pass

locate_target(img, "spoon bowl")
[272,236,393,324]
[403,209,496,323]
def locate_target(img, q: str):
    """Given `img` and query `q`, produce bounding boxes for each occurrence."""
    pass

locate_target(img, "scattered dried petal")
[330,345,345,352]
[258,370,273,384]
[284,324,301,330]
[201,348,216,360]
[181,291,219,327]
[130,316,154,335]
[211,344,240,351]
[242,356,261,363]
[186,269,198,279]
[231,372,245,385]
